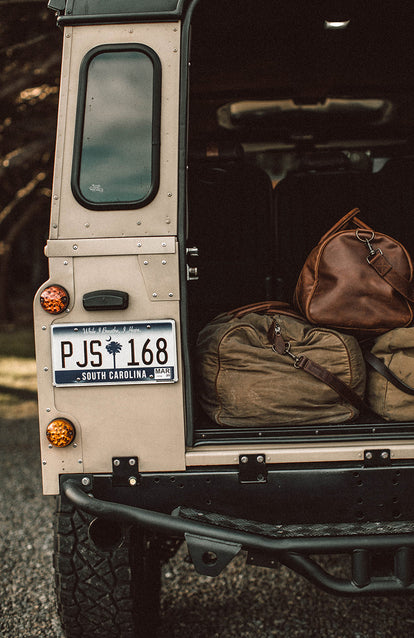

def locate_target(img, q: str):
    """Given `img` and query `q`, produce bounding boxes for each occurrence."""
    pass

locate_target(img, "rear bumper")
[62,467,414,595]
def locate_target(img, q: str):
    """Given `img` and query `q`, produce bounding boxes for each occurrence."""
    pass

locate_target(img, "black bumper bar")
[62,478,414,595]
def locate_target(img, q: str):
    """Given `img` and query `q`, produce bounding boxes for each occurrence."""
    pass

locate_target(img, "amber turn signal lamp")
[46,418,76,447]
[40,285,69,314]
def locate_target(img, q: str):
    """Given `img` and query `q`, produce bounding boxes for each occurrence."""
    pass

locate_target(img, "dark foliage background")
[0,1,61,325]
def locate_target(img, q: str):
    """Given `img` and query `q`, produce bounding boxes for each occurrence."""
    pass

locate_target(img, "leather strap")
[368,251,414,303]
[230,301,301,319]
[318,207,371,244]
[297,355,366,412]
[269,321,365,412]
[365,350,414,396]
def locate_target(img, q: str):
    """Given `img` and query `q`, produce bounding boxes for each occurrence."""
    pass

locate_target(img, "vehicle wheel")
[54,495,162,638]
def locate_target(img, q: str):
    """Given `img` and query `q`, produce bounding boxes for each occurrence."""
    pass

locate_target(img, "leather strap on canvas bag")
[296,355,367,412]
[270,320,365,412]
[365,350,414,396]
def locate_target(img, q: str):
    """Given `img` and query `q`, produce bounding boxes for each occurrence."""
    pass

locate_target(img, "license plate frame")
[51,320,178,387]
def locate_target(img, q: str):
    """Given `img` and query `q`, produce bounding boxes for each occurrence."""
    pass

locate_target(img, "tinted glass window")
[74,46,160,209]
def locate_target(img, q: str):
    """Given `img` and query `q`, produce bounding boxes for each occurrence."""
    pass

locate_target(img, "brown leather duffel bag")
[196,302,366,427]
[294,208,414,336]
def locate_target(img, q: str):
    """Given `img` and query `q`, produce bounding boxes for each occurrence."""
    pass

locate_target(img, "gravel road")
[2,406,414,638]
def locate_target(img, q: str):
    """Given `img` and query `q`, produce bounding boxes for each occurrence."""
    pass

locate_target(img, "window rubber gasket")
[71,42,161,211]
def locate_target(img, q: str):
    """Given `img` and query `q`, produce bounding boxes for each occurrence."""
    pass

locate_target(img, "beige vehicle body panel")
[34,22,185,495]
[34,17,414,497]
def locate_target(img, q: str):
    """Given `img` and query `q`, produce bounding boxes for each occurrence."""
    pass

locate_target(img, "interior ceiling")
[188,0,414,141]
[190,0,414,97]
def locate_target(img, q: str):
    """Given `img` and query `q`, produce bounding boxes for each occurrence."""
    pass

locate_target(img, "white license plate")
[51,320,178,386]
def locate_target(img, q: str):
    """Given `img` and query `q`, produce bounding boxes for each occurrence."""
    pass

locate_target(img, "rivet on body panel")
[143,260,149,265]
[152,293,158,298]
[72,244,78,250]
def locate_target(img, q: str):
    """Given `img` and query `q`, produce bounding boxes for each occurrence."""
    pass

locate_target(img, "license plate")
[51,320,178,386]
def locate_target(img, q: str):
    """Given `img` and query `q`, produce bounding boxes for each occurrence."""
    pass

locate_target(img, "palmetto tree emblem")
[106,340,122,369]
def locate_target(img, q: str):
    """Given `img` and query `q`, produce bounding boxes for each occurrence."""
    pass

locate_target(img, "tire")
[54,496,162,638]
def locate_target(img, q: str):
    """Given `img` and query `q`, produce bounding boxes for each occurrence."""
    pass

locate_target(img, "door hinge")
[112,456,140,487]
[239,454,268,484]
[364,449,391,467]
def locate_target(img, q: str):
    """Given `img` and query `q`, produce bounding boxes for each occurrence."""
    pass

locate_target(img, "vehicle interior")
[184,0,414,444]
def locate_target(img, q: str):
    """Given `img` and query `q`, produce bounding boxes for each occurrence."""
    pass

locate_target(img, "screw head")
[129,458,136,466]
[240,456,248,464]
[365,451,373,460]
[381,451,389,459]
[113,459,120,467]
[257,455,265,463]
[129,476,137,486]
[81,477,90,486]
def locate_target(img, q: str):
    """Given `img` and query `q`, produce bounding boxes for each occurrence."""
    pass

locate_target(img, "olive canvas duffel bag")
[365,327,414,421]
[196,302,366,427]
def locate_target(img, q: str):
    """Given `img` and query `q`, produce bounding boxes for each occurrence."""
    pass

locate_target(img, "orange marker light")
[46,418,76,447]
[40,285,69,314]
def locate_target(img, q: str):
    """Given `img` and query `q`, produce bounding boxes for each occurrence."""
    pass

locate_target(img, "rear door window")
[72,44,161,210]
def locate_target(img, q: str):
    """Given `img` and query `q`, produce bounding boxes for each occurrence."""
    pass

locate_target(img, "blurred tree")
[0,2,61,324]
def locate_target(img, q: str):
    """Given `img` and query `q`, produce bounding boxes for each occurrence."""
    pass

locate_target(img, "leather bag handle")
[228,301,302,319]
[318,207,373,245]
